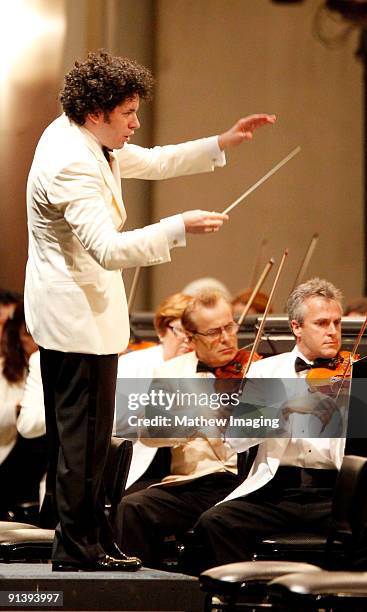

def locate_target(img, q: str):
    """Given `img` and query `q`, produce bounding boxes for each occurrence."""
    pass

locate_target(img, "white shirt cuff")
[208,136,226,167]
[160,214,186,249]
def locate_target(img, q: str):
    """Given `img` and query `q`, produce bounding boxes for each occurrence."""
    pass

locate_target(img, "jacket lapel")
[78,123,126,226]
[97,152,126,226]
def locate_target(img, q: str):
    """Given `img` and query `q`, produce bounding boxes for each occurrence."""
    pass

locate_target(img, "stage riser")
[0,565,204,611]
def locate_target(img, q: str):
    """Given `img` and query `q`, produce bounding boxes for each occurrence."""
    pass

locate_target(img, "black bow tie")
[294,356,337,373]
[102,146,112,162]
[196,361,217,375]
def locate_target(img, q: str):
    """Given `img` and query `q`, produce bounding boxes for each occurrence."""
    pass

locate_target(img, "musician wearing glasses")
[117,292,193,379]
[113,290,241,568]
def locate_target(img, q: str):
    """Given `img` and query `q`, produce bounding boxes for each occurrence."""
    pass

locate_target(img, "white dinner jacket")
[116,344,164,488]
[127,351,236,484]
[24,114,224,354]
[219,348,345,503]
[153,350,199,378]
[125,350,200,486]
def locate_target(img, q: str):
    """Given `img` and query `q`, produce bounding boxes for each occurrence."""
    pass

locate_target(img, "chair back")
[104,438,133,523]
[331,455,367,541]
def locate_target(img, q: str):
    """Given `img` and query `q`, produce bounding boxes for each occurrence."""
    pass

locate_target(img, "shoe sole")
[52,563,142,572]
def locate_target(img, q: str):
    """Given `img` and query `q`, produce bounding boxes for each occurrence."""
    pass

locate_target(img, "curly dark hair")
[1,301,29,383]
[60,50,154,125]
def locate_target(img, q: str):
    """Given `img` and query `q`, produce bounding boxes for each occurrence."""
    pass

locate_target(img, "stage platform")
[0,563,204,612]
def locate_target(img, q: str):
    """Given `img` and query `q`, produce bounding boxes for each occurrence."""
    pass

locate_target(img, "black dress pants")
[115,472,238,568]
[39,348,117,564]
[194,467,336,568]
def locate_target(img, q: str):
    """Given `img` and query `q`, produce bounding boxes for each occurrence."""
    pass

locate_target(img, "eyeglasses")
[191,322,239,342]
[167,324,188,339]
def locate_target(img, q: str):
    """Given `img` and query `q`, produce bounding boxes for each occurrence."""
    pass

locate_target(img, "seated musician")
[115,292,193,490]
[194,277,347,568]
[114,290,249,568]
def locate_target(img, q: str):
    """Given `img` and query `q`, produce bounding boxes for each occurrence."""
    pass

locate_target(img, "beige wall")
[151,0,364,311]
[1,0,364,313]
[0,0,67,292]
[0,0,155,309]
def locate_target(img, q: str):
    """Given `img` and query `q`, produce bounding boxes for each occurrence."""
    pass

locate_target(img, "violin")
[307,351,356,380]
[306,314,367,396]
[306,350,359,396]
[215,347,261,379]
[212,348,261,396]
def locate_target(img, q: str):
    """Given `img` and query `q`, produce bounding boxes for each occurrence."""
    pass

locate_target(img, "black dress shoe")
[93,554,141,571]
[105,542,141,564]
[52,561,85,572]
[52,553,141,572]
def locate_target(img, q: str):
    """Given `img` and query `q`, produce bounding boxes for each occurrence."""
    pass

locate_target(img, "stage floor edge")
[0,563,205,611]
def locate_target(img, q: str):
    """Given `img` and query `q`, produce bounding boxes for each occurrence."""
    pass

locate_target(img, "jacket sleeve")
[117,137,226,179]
[47,161,172,271]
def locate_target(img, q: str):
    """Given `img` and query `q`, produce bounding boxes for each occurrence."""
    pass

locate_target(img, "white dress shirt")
[250,347,339,469]
[0,360,24,464]
[220,347,345,503]
[17,351,46,439]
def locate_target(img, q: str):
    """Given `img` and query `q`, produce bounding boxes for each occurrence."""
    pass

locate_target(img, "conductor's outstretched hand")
[218,114,276,150]
[182,210,229,234]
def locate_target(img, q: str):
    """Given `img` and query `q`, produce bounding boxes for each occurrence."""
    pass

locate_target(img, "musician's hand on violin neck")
[182,210,228,234]
[218,114,276,149]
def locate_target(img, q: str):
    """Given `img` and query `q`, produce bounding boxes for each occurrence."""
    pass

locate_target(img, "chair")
[199,561,322,611]
[0,437,132,562]
[253,455,367,568]
[104,437,133,524]
[199,455,367,610]
[6,501,43,526]
[0,521,39,531]
[0,528,55,562]
[268,570,367,612]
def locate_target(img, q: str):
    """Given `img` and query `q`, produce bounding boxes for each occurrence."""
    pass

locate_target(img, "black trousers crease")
[39,348,117,563]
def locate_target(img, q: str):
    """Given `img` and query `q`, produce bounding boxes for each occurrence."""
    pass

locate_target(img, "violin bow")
[349,315,367,363]
[127,266,141,314]
[222,147,301,215]
[335,314,367,402]
[240,249,289,386]
[237,258,275,326]
[290,233,319,293]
